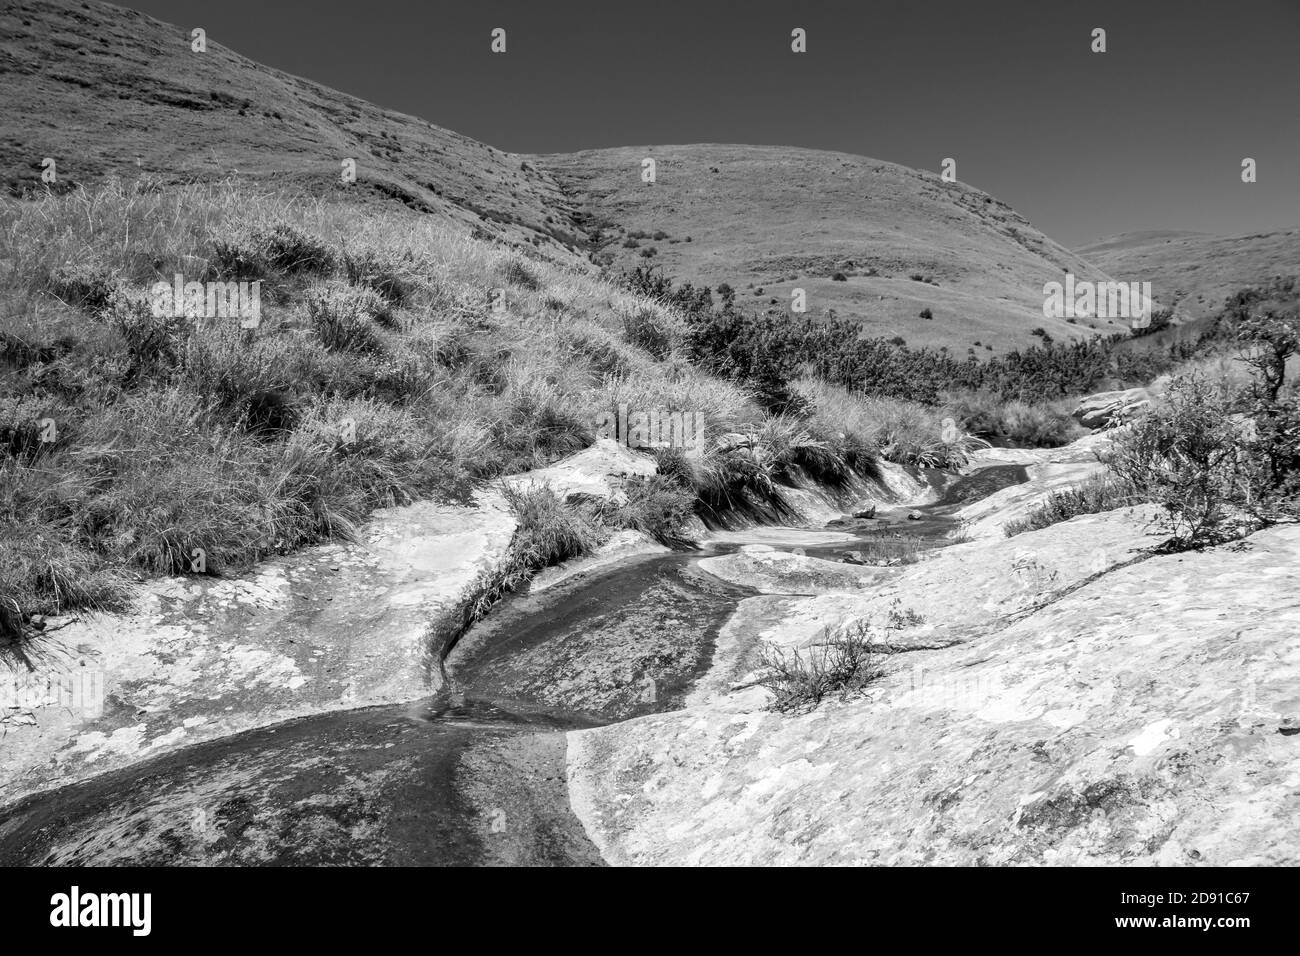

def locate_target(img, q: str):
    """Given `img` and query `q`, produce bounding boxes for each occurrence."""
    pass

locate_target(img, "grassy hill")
[1077,228,1300,323]
[0,0,587,263]
[535,145,1117,352]
[3,0,1134,354]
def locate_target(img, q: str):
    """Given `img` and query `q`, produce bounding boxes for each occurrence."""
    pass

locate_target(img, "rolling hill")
[1077,228,1300,323]
[0,0,588,263]
[6,0,1136,351]
[536,145,1118,350]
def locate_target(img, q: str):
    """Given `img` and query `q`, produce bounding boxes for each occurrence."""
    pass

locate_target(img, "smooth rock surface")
[0,439,657,806]
[0,494,515,805]
[958,432,1118,540]
[567,510,1300,866]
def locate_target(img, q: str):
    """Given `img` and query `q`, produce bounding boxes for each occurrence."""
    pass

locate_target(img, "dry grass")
[0,179,774,638]
[794,377,988,467]
[0,179,929,640]
[756,621,885,713]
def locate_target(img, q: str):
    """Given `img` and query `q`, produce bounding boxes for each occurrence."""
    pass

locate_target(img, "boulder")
[1072,387,1152,429]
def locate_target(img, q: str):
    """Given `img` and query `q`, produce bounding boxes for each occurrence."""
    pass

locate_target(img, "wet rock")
[957,434,1117,540]
[568,510,1300,865]
[825,517,882,532]
[698,549,874,596]
[0,439,656,806]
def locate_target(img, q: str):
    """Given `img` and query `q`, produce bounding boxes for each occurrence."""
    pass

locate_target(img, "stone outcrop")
[566,507,1300,865]
[1072,387,1153,429]
[956,433,1116,540]
[0,494,515,805]
[0,439,653,805]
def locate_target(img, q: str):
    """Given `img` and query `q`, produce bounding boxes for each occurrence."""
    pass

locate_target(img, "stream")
[0,464,1028,866]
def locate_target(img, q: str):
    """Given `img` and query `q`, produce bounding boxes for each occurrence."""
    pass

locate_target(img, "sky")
[123,0,1300,248]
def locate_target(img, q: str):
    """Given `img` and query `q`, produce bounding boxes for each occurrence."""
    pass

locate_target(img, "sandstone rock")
[957,433,1119,540]
[1072,387,1152,429]
[509,438,655,504]
[698,548,875,595]
[0,438,658,806]
[567,510,1300,865]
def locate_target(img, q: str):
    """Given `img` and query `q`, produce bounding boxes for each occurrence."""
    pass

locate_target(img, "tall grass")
[795,378,989,468]
[1002,475,1145,537]
[0,180,903,642]
[0,180,769,639]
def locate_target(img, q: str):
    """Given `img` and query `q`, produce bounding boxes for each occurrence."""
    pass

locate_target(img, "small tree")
[1104,374,1251,546]
[1233,282,1300,516]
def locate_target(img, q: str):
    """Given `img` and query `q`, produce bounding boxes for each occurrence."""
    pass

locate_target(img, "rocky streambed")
[0,456,992,865]
[3,435,1296,866]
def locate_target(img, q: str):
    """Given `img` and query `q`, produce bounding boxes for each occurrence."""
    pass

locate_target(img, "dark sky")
[124,0,1299,247]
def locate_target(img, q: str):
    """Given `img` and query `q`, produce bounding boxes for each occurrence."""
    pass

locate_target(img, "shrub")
[944,390,1081,447]
[1131,307,1174,338]
[305,283,388,353]
[212,221,336,279]
[831,272,847,282]
[608,474,697,547]
[109,289,186,381]
[756,621,884,713]
[1103,374,1256,547]
[45,263,118,313]
[919,308,933,320]
[622,306,674,360]
[500,257,542,291]
[341,248,419,307]
[1004,474,1144,537]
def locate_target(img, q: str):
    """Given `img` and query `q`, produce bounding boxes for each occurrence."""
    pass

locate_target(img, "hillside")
[2,0,1132,353]
[1077,228,1300,322]
[535,145,1117,351]
[0,0,587,263]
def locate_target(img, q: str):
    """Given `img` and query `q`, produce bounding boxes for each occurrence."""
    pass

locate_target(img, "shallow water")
[0,463,1026,866]
[0,551,755,866]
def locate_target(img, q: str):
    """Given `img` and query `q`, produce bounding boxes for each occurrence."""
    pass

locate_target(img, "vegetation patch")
[756,621,884,713]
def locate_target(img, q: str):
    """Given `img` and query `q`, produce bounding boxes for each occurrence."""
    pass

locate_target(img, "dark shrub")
[501,257,542,291]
